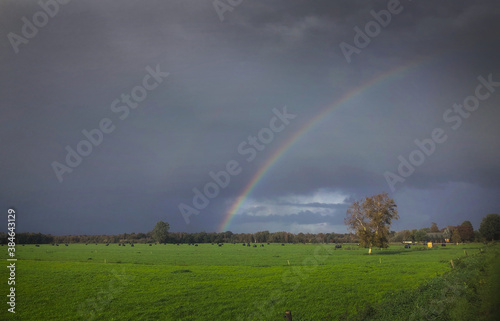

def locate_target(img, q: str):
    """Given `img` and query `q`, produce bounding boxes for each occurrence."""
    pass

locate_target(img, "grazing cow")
[335,244,342,249]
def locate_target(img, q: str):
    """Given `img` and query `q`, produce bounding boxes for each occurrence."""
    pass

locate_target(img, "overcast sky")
[1,0,499,235]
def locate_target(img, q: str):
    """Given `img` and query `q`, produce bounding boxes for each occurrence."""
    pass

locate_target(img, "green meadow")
[1,242,497,320]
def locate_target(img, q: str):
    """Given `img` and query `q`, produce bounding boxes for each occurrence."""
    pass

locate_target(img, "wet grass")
[0,242,490,320]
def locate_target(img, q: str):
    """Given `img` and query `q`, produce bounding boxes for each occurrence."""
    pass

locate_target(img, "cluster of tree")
[1,203,498,248]
[0,220,358,245]
[0,232,155,245]
[344,193,500,254]
[167,230,358,244]
[390,229,436,243]
[449,221,475,243]
[389,221,476,243]
[0,231,358,245]
[149,221,360,244]
[5,232,55,244]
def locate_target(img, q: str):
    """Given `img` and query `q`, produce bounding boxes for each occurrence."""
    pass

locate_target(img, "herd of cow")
[16,243,447,249]
[11,242,317,246]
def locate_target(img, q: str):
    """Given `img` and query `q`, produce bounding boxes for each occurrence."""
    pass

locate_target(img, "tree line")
[344,193,499,254]
[2,194,498,246]
[0,229,359,245]
[1,215,497,245]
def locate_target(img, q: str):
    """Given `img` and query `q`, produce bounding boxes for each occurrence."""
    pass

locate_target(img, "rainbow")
[219,57,431,232]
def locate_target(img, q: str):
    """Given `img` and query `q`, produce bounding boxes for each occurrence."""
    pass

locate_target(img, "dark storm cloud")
[231,210,343,226]
[0,0,499,235]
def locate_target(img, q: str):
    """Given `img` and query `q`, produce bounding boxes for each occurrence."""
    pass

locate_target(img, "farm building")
[426,233,445,243]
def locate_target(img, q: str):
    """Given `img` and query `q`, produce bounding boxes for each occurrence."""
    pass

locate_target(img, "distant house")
[427,233,445,243]
[441,227,454,240]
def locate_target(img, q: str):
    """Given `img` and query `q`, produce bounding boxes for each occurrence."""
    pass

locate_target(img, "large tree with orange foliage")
[345,192,399,254]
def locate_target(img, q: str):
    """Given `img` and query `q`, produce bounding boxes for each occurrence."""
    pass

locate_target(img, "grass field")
[0,242,495,320]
